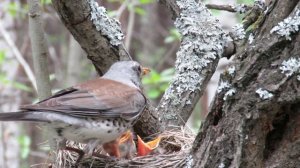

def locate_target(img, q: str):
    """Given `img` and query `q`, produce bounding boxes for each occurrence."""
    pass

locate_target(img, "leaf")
[142,68,174,100]
[139,0,154,5]
[151,71,161,82]
[134,7,146,16]
[159,83,170,91]
[40,0,52,4]
[0,50,5,65]
[164,36,176,43]
[6,2,18,17]
[0,74,10,85]
[148,89,161,99]
[108,10,117,17]
[237,0,254,5]
[165,28,181,43]
[160,68,174,82]
[170,28,181,40]
[0,74,31,92]
[107,0,123,2]
[161,68,175,76]
[12,82,32,92]
[18,135,31,159]
[210,9,221,16]
[142,70,161,84]
[160,75,173,83]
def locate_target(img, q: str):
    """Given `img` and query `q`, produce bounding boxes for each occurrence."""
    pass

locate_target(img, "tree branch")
[156,0,227,128]
[28,0,52,100]
[191,1,300,167]
[0,21,37,90]
[48,0,300,167]
[205,4,251,13]
[51,0,130,75]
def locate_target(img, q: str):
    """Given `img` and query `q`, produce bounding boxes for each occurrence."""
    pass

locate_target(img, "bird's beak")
[142,67,151,76]
[137,135,161,156]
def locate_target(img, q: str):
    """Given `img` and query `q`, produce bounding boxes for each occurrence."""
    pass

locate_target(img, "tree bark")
[156,0,226,128]
[28,0,53,164]
[51,0,130,75]
[51,0,164,137]
[28,0,52,99]
[50,0,300,167]
[191,1,300,167]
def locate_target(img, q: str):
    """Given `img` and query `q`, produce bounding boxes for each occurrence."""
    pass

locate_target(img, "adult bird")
[0,61,148,162]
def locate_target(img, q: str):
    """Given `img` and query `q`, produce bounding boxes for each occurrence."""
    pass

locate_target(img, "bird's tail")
[0,111,47,122]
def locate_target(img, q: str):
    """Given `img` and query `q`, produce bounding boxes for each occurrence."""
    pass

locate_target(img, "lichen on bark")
[89,0,124,46]
[157,0,227,127]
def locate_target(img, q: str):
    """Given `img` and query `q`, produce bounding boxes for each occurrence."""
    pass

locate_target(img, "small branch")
[206,4,236,12]
[116,0,128,20]
[78,152,187,167]
[155,42,179,71]
[28,0,52,100]
[125,1,136,49]
[205,4,251,13]
[0,20,37,90]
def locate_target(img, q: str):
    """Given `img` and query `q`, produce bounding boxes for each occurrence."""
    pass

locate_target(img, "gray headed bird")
[0,61,148,161]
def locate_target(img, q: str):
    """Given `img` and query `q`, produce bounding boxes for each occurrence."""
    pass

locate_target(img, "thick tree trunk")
[191,1,300,167]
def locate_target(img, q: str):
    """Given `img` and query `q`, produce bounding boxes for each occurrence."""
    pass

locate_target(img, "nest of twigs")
[50,127,195,168]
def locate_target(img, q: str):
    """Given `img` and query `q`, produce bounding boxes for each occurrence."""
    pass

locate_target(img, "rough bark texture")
[191,1,300,167]
[50,0,300,167]
[51,0,162,138]
[156,0,226,128]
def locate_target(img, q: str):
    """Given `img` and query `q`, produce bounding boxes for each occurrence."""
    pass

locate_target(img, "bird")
[0,60,148,162]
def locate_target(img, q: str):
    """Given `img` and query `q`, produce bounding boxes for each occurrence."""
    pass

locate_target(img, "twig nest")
[51,127,195,167]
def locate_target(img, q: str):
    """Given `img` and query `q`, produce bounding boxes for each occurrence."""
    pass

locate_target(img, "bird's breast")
[50,118,132,144]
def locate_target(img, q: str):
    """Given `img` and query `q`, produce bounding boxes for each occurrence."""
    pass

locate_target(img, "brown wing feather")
[21,78,146,120]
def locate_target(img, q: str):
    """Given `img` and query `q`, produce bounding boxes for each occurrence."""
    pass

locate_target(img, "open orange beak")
[117,131,161,157]
[142,67,151,76]
[119,130,133,144]
[137,135,161,156]
[103,130,134,158]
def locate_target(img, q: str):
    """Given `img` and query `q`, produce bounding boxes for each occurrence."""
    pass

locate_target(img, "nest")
[49,127,195,168]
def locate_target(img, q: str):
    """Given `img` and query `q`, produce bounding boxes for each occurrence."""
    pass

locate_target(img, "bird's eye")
[137,66,141,72]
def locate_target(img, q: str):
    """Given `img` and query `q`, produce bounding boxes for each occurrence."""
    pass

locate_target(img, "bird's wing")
[21,78,146,120]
